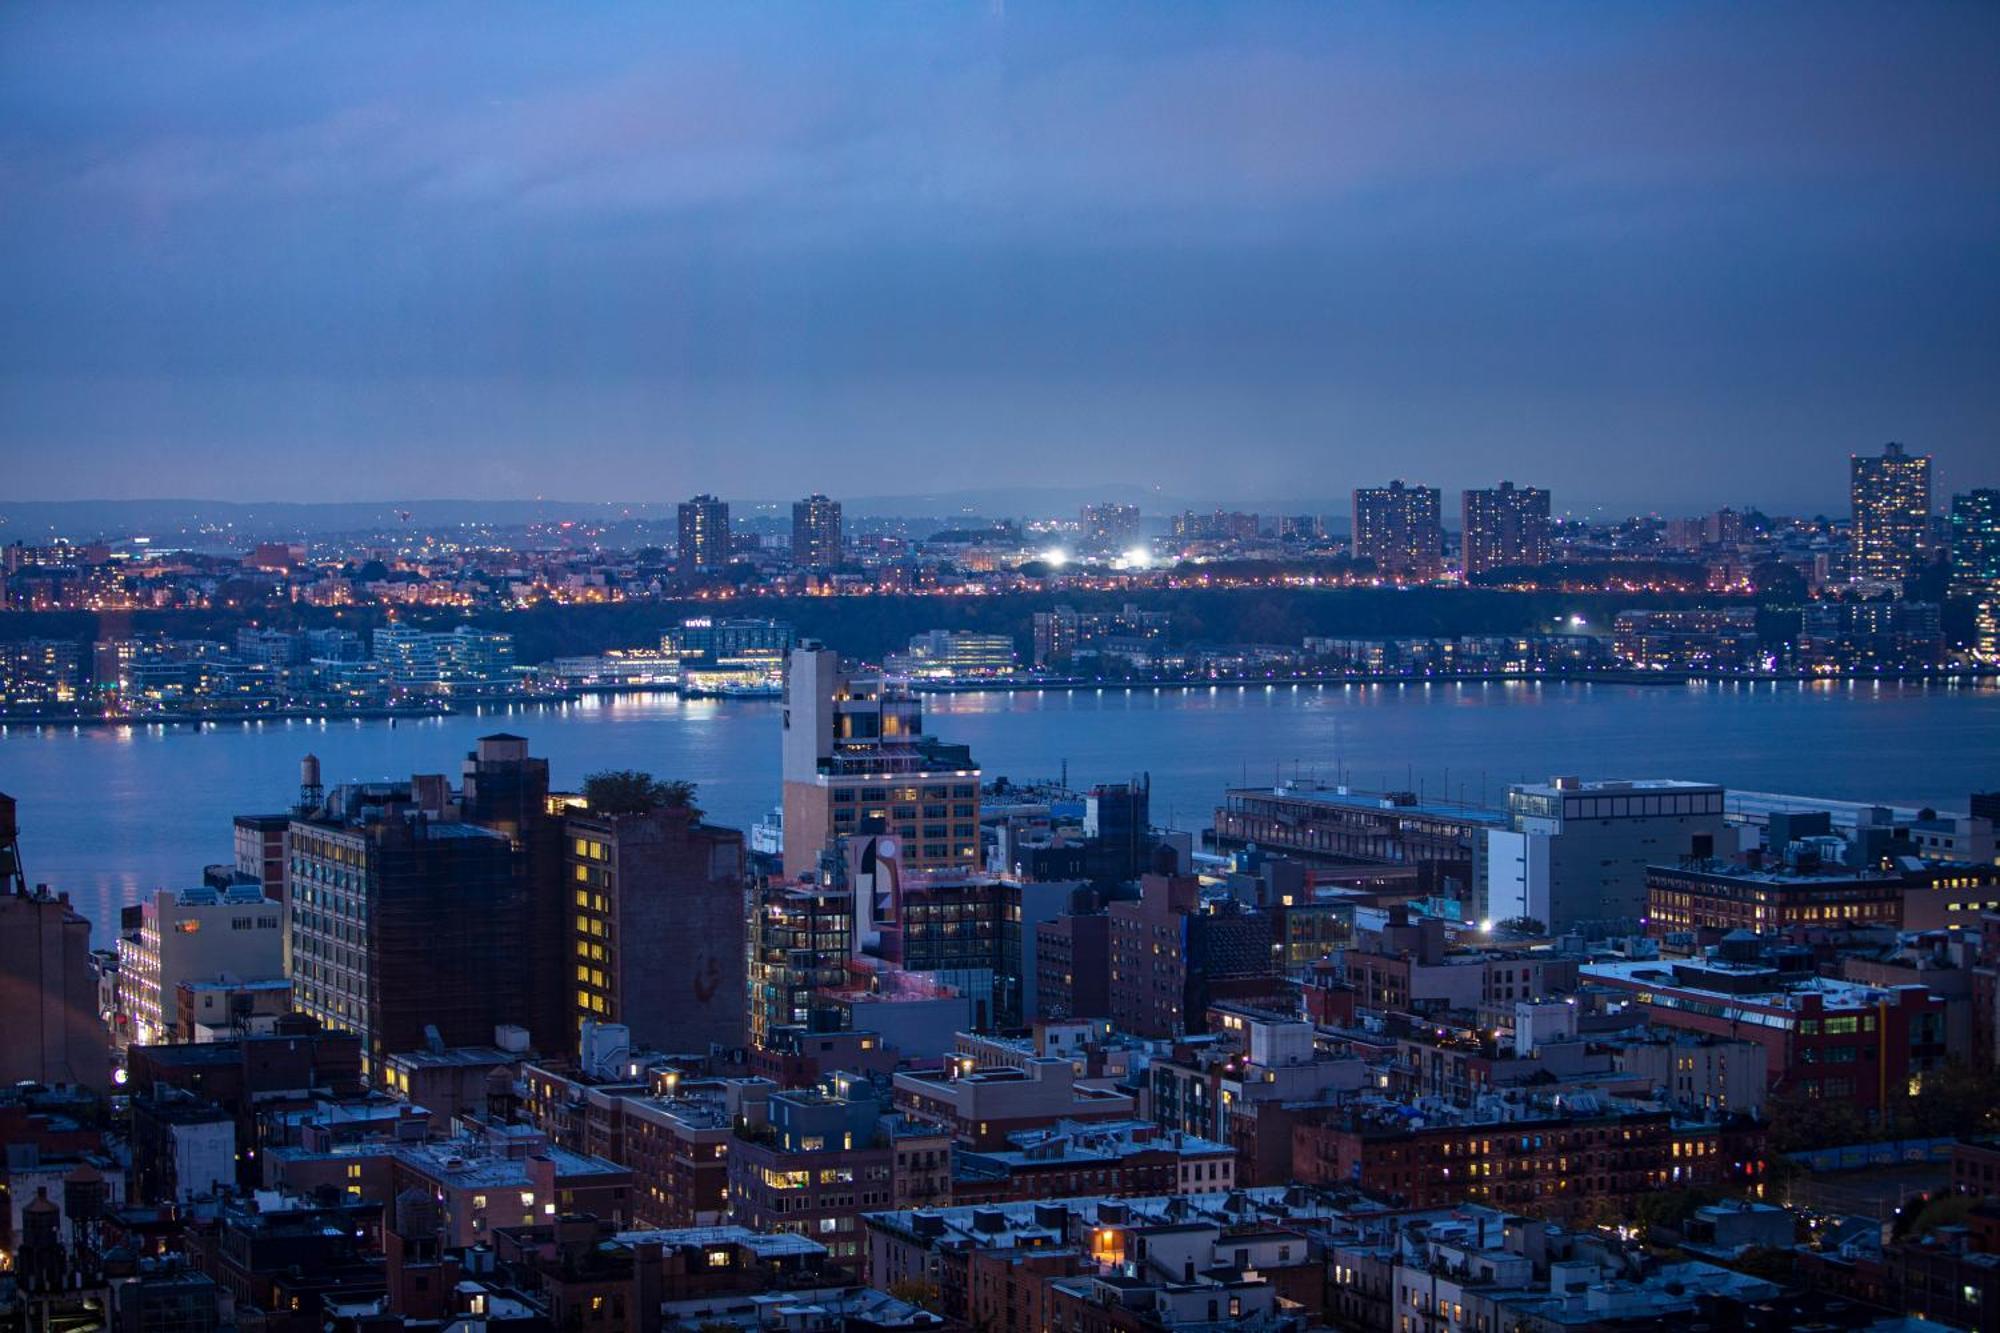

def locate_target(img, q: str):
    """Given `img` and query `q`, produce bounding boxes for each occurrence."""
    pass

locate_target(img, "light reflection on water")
[0,679,1995,942]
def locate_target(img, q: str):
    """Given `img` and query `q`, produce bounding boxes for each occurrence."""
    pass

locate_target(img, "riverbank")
[6,666,1993,728]
[901,666,1999,694]
[0,696,576,730]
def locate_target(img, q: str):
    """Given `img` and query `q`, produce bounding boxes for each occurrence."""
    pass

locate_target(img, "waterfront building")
[1486,777,1728,929]
[1850,441,1932,583]
[1610,607,1761,671]
[0,638,86,706]
[662,616,794,660]
[1951,489,2000,660]
[1351,480,1443,581]
[888,630,1018,680]
[1029,602,1170,668]
[370,624,517,695]
[234,628,305,669]
[677,494,732,571]
[780,645,981,879]
[1797,600,1943,669]
[115,885,285,1046]
[563,799,747,1054]
[662,616,793,694]
[1459,481,1552,578]
[0,793,109,1093]
[792,493,844,569]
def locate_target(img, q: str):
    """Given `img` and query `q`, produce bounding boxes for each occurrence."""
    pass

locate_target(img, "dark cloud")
[2,2,1996,510]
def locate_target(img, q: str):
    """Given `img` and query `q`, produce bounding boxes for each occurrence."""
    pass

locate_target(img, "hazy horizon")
[4,3,1997,509]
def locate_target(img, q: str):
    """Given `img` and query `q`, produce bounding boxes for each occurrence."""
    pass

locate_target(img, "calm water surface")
[2,679,1995,943]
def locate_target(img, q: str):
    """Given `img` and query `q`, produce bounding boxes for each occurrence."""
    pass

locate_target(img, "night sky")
[3,3,1996,512]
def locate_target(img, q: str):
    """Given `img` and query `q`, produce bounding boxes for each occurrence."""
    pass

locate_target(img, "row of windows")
[831,784,977,802]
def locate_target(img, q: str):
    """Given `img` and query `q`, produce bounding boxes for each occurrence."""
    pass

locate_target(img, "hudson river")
[3,679,1996,942]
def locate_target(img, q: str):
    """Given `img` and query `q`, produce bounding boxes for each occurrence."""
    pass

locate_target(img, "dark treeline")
[0,586,1730,666]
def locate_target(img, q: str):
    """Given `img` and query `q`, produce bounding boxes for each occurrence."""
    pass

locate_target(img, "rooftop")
[1226,785,1508,827]
[617,1223,826,1260]
[1583,957,1921,1011]
[1514,778,1721,797]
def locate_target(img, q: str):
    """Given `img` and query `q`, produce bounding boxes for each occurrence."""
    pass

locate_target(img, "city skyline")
[4,4,1998,510]
[8,10,2000,1327]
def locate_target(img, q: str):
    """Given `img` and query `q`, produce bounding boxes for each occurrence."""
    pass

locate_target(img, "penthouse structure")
[781,645,980,879]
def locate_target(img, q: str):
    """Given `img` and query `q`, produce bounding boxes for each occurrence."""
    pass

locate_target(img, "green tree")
[1893,1062,2000,1140]
[1765,1087,1870,1154]
[581,770,698,815]
[1727,1247,1797,1285]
